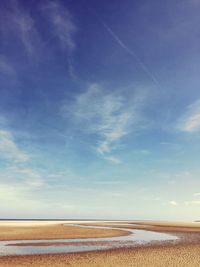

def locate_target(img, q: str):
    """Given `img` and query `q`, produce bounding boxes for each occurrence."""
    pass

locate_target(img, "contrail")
[99,19,161,88]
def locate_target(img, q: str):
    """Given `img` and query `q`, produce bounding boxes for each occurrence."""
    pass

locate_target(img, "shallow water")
[0,224,178,256]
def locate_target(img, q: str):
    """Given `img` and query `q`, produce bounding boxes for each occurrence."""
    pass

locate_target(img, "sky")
[0,0,200,220]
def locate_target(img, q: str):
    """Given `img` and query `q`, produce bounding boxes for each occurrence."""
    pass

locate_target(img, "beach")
[0,220,200,267]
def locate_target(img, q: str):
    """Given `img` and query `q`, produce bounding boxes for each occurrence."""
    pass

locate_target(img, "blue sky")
[0,0,200,220]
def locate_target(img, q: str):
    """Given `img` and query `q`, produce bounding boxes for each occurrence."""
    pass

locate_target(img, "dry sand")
[130,220,200,232]
[80,220,200,233]
[0,222,129,241]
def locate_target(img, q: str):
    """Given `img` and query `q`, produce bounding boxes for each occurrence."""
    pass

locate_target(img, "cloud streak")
[40,1,77,78]
[0,129,29,162]
[169,200,178,206]
[178,99,200,132]
[185,200,200,205]
[63,83,146,163]
[96,17,161,88]
[193,192,200,196]
[0,1,41,58]
[0,1,77,65]
[41,1,77,53]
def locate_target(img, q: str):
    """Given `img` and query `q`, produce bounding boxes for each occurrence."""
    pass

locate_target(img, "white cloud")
[174,171,192,178]
[169,200,178,206]
[40,1,77,77]
[0,168,41,204]
[193,192,200,196]
[0,182,57,218]
[178,99,200,132]
[103,156,121,164]
[185,200,200,205]
[0,183,25,202]
[0,1,77,77]
[0,2,41,57]
[191,201,200,205]
[0,166,45,188]
[41,2,77,52]
[13,9,36,56]
[0,166,45,216]
[16,168,44,187]
[0,129,29,162]
[63,83,146,163]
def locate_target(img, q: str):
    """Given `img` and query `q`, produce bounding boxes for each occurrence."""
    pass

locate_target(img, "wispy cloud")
[0,183,26,202]
[41,2,77,53]
[13,7,38,56]
[0,1,77,64]
[0,165,46,216]
[0,129,29,162]
[103,155,121,164]
[15,168,44,187]
[0,1,41,58]
[63,83,146,163]
[169,200,178,206]
[193,192,200,196]
[0,181,50,217]
[185,200,200,205]
[0,166,44,189]
[40,1,77,77]
[178,99,200,132]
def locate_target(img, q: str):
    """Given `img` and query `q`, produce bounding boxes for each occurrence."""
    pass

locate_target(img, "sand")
[80,220,200,233]
[1,243,200,267]
[0,222,129,241]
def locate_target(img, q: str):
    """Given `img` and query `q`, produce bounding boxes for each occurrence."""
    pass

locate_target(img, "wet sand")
[1,243,200,267]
